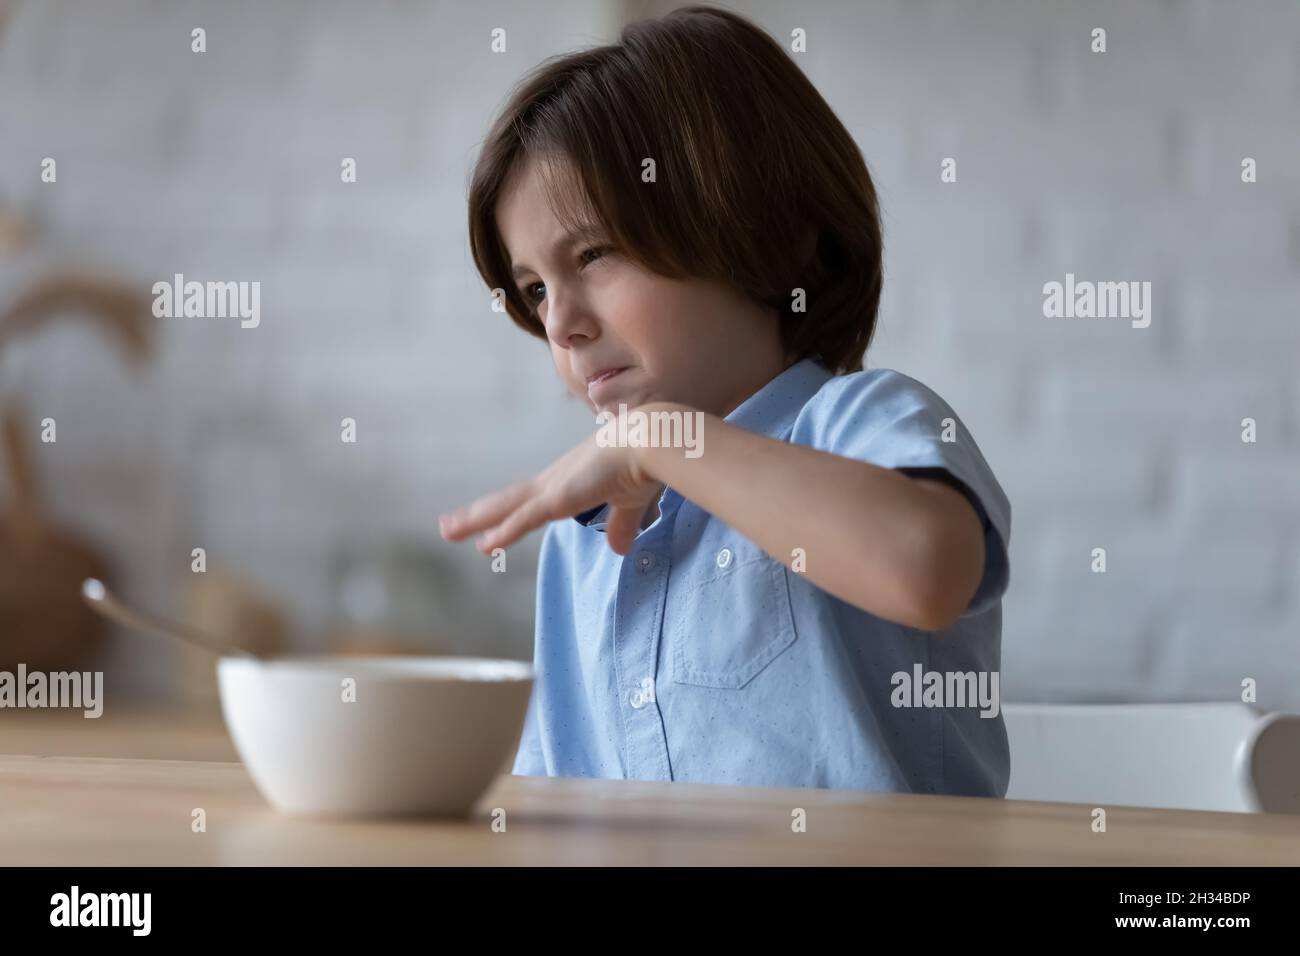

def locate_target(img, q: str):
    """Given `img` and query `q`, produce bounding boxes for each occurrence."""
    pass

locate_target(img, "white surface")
[1004,701,1300,814]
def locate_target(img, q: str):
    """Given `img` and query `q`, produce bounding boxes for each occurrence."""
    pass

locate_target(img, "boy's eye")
[520,246,613,309]
[579,244,612,268]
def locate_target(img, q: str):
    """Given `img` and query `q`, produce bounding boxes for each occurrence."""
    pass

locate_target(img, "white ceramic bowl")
[217,655,534,819]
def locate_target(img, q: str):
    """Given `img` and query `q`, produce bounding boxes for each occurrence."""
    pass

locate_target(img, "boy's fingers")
[440,481,533,540]
[603,506,641,556]
[479,497,555,553]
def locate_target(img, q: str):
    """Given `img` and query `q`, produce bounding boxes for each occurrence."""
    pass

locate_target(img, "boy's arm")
[633,401,985,632]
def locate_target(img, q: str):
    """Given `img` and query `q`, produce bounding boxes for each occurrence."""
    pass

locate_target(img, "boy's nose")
[544,296,599,348]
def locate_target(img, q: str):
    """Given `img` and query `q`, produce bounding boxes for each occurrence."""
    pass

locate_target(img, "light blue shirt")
[512,358,1012,796]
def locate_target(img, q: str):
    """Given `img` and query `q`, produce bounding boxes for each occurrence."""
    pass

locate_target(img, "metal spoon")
[80,577,262,660]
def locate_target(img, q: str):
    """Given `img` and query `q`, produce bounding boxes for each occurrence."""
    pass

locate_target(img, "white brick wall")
[1,0,1297,710]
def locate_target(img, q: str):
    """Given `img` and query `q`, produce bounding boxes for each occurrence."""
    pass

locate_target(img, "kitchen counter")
[2,753,1298,865]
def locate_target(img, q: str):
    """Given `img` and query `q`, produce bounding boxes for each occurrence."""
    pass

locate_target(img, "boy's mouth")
[586,366,629,390]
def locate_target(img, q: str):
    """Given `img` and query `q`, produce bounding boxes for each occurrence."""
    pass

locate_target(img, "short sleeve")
[798,369,1012,618]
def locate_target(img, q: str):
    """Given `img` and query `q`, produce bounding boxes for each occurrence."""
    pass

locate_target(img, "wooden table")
[0,708,237,763]
[3,754,1299,865]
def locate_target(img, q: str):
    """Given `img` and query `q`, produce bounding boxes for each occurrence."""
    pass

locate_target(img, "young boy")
[440,6,1011,796]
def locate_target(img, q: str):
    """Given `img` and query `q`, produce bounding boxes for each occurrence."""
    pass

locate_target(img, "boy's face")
[495,158,788,418]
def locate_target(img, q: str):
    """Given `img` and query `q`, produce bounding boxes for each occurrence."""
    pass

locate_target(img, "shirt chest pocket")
[669,542,798,689]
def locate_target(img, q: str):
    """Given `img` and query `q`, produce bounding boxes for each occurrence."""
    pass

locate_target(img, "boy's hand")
[438,426,664,556]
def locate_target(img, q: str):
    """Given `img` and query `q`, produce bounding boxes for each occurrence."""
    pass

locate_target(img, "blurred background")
[0,0,1297,759]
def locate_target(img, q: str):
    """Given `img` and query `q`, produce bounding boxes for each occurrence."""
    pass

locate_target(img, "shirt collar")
[572,357,835,529]
[720,356,835,440]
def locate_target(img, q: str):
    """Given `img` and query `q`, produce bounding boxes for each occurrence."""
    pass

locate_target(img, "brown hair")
[466,4,883,374]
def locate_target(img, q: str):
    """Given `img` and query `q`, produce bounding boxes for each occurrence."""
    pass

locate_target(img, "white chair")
[1003,702,1300,814]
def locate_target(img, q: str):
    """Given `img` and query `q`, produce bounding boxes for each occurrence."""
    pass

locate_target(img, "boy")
[440,6,1011,796]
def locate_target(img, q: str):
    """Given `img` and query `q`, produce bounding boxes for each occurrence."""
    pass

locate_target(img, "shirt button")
[628,677,655,709]
[716,547,733,569]
[636,551,655,573]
